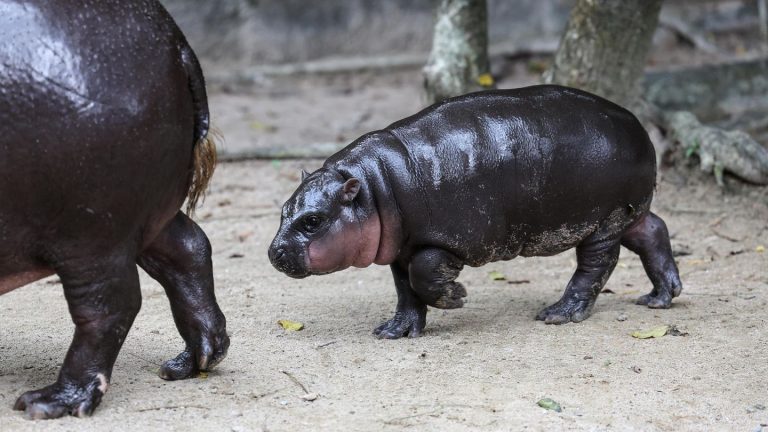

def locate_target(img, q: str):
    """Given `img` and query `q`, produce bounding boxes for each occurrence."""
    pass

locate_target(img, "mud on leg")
[408,247,466,309]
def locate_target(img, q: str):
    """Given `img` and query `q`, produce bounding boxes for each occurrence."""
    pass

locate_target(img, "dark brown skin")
[269,85,683,339]
[0,0,228,419]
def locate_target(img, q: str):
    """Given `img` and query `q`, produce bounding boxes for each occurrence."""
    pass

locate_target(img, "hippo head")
[268,168,381,278]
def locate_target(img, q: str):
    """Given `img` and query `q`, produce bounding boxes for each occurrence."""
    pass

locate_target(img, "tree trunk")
[543,0,663,109]
[423,0,493,104]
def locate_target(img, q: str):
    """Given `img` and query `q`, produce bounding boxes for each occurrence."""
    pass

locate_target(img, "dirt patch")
[1,158,767,431]
[1,71,767,430]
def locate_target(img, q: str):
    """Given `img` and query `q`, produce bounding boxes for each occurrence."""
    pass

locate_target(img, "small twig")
[280,369,309,394]
[708,214,726,227]
[124,351,157,367]
[251,389,280,400]
[710,226,743,243]
[137,405,209,412]
[316,340,338,349]
[506,279,530,285]
[383,408,442,425]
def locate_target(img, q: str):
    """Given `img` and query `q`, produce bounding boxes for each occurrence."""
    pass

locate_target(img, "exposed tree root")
[661,110,768,186]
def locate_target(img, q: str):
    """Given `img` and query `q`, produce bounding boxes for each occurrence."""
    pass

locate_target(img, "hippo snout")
[268,242,309,279]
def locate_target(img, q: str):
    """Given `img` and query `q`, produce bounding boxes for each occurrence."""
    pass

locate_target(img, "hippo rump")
[0,0,228,419]
[269,85,683,339]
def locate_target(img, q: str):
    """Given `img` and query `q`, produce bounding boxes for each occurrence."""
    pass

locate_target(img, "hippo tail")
[180,44,217,217]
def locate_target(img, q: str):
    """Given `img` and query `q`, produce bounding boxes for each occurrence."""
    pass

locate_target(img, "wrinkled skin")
[0,0,228,419]
[269,85,683,339]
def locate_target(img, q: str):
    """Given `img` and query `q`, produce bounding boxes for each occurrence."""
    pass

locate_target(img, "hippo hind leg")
[536,236,620,324]
[620,211,682,308]
[137,212,229,380]
[14,249,141,419]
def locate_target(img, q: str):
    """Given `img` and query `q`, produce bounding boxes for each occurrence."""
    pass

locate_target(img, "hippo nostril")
[270,248,285,262]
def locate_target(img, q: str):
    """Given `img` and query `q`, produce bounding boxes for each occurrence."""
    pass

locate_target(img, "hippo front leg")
[14,252,141,419]
[408,248,467,309]
[536,238,620,324]
[138,212,229,380]
[374,263,427,339]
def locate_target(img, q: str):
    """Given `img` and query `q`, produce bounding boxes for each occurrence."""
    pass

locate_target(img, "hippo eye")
[302,214,324,233]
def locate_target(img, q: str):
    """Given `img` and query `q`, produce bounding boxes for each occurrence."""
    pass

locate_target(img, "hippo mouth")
[274,261,311,279]
[284,270,310,279]
[268,247,310,278]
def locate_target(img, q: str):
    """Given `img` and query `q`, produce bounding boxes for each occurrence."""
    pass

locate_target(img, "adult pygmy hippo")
[269,85,683,339]
[0,0,228,419]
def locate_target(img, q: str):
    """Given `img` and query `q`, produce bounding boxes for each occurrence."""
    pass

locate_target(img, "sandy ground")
[2,73,768,431]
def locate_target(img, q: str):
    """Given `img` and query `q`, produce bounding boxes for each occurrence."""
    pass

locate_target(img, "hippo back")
[0,0,197,265]
[381,85,656,263]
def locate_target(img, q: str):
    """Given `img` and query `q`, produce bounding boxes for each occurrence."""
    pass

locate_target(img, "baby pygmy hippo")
[269,85,682,339]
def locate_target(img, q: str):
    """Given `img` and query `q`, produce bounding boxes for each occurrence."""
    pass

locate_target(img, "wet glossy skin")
[0,0,228,419]
[270,85,683,338]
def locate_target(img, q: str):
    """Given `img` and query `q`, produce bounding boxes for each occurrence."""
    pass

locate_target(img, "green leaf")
[537,398,562,412]
[630,325,669,339]
[685,138,700,159]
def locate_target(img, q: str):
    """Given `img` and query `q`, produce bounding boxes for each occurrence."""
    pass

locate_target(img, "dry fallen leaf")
[477,73,495,87]
[301,393,318,401]
[278,320,305,331]
[631,325,669,339]
[249,120,278,133]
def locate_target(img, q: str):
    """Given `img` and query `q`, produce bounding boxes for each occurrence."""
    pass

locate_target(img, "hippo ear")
[341,178,361,203]
[300,169,310,182]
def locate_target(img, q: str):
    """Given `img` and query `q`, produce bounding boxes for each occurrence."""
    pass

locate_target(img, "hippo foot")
[14,380,105,419]
[535,299,594,324]
[160,332,230,380]
[373,309,427,339]
[636,289,674,309]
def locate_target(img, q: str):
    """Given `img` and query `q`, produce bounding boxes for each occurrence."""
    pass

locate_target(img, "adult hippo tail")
[269,85,683,339]
[0,0,228,419]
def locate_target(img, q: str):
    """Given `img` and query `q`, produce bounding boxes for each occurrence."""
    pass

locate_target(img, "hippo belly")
[0,270,55,296]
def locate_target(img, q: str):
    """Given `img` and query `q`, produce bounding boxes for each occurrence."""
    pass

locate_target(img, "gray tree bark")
[423,0,493,104]
[544,0,768,186]
[543,0,663,109]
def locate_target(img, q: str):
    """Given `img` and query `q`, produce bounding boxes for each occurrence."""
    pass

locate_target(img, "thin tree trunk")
[423,0,492,104]
[543,0,663,109]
